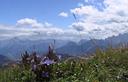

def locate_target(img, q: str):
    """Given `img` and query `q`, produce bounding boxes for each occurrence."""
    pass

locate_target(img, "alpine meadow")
[0,0,128,82]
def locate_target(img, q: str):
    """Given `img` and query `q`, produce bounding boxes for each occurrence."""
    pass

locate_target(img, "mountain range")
[57,33,128,55]
[0,33,128,59]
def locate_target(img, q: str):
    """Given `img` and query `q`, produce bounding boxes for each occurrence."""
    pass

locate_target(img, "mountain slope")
[57,33,128,55]
[0,38,69,59]
[0,55,11,67]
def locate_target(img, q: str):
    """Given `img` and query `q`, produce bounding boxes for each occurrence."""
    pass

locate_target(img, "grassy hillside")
[0,47,128,82]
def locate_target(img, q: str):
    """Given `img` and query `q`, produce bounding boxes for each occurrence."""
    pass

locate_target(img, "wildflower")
[43,59,55,65]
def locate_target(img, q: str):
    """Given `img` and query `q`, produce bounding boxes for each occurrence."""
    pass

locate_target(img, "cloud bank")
[0,0,128,41]
[0,18,83,41]
[70,0,128,39]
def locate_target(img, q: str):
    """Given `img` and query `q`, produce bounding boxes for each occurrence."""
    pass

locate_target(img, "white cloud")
[16,18,55,28]
[70,0,128,39]
[17,18,44,28]
[71,5,100,16]
[0,18,83,41]
[59,12,68,17]
[44,22,52,27]
[1,0,128,41]
[84,0,89,3]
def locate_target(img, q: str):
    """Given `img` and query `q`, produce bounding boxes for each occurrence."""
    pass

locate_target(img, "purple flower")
[43,59,55,65]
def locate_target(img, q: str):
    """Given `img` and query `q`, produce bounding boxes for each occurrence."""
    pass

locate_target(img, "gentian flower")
[43,59,55,65]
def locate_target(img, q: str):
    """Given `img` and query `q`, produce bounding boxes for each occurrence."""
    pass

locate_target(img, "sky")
[0,0,128,41]
[0,0,82,27]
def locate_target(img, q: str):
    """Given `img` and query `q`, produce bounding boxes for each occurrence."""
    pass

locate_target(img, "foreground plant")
[0,46,128,82]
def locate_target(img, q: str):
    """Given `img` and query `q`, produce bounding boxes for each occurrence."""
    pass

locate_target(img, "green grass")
[0,47,128,82]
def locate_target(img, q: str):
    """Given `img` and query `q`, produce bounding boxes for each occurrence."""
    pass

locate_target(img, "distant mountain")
[105,33,128,45]
[57,33,128,55]
[0,55,11,67]
[56,39,107,55]
[56,41,82,55]
[0,38,69,59]
[0,33,128,59]
[78,39,88,45]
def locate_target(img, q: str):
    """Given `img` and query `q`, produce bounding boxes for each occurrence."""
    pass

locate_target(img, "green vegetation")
[0,47,128,82]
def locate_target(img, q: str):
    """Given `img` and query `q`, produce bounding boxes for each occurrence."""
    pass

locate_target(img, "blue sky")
[0,0,128,40]
[0,0,83,28]
[0,0,106,28]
